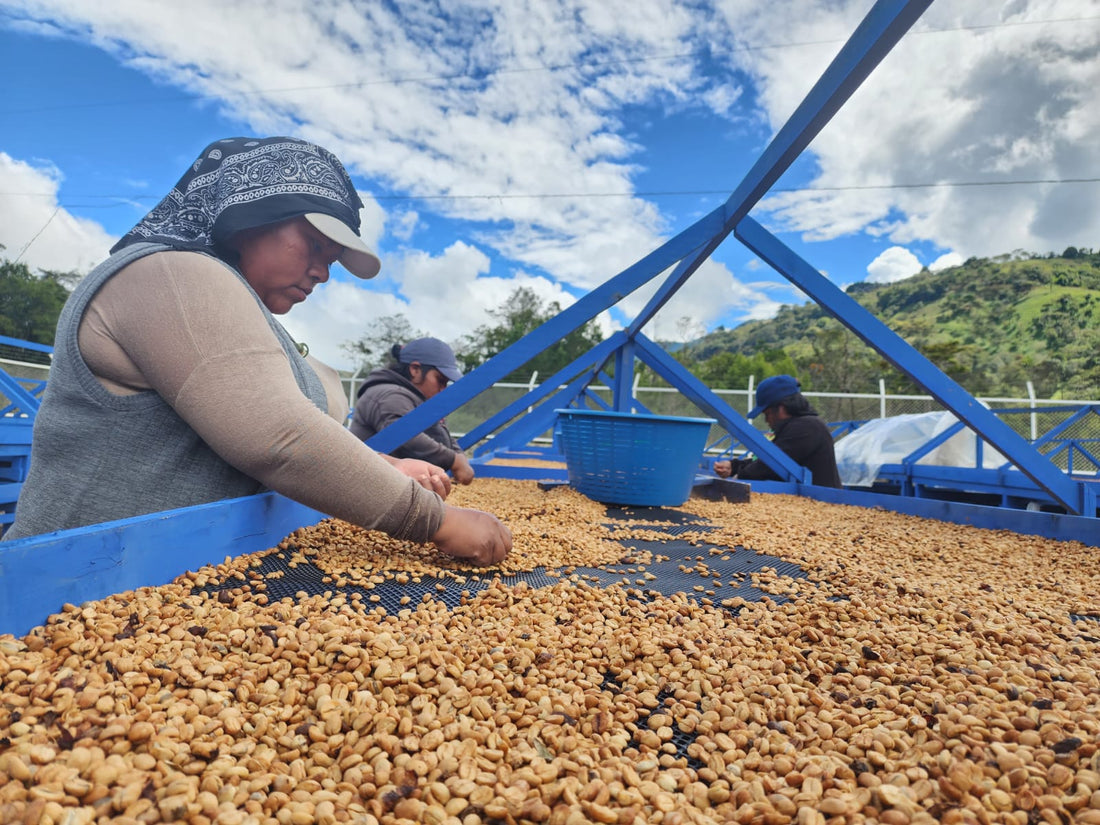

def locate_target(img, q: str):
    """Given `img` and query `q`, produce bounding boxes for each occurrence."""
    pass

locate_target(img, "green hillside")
[681,249,1100,399]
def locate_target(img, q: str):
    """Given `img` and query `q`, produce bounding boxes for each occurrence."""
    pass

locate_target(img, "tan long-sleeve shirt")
[75,250,445,541]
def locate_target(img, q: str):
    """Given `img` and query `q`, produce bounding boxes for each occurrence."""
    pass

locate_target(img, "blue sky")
[1,1,1098,371]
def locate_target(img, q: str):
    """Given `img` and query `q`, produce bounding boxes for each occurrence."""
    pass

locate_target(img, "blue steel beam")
[735,216,1092,515]
[612,340,637,411]
[902,420,968,467]
[461,332,626,453]
[583,370,652,413]
[605,371,654,414]
[627,0,934,336]
[1028,406,1100,476]
[1031,405,1099,449]
[0,371,43,417]
[367,211,727,455]
[0,335,53,355]
[625,247,708,339]
[475,370,602,458]
[582,385,614,411]
[633,334,811,484]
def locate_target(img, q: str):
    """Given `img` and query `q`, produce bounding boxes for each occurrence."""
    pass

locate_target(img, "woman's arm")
[82,251,447,542]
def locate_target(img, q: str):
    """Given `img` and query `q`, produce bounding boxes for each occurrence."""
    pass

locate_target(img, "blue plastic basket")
[554,409,717,506]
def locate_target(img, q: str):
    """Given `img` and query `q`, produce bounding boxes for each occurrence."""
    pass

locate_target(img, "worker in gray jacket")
[349,338,475,484]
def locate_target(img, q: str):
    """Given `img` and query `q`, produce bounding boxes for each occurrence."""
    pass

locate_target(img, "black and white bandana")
[111,136,366,257]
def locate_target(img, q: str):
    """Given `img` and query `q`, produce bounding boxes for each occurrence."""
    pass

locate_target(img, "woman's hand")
[391,457,452,499]
[450,452,475,485]
[431,505,512,566]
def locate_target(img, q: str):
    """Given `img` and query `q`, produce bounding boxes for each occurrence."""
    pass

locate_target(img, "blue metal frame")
[0,418,34,527]
[830,404,1100,513]
[735,219,1094,515]
[0,337,51,524]
[0,334,52,353]
[633,334,811,483]
[373,0,936,461]
[461,332,627,454]
[0,334,52,417]
[361,0,1096,525]
[0,370,45,418]
[366,212,728,453]
[1028,405,1100,475]
[745,480,1099,544]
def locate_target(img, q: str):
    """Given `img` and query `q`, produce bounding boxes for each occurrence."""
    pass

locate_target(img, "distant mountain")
[681,249,1100,399]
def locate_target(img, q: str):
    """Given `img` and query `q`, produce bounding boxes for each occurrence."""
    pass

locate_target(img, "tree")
[798,325,879,394]
[689,349,797,390]
[456,287,604,382]
[0,258,73,346]
[341,313,427,374]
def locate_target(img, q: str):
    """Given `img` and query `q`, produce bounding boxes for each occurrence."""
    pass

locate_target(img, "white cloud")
[2,0,705,310]
[387,208,420,243]
[2,0,1096,359]
[866,246,922,284]
[0,152,115,274]
[281,238,624,371]
[732,0,1100,260]
[282,240,493,370]
[624,256,785,342]
[355,194,387,254]
[281,280,411,374]
[929,251,963,272]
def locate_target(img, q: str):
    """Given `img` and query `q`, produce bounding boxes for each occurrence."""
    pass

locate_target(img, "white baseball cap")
[304,212,381,279]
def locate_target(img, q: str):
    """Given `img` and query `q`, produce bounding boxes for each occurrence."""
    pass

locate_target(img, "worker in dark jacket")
[349,338,475,484]
[714,374,841,487]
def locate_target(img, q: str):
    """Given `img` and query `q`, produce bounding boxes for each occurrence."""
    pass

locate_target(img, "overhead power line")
[369,177,1100,202]
[8,177,1096,259]
[2,15,1096,115]
[13,207,59,263]
[8,176,1096,207]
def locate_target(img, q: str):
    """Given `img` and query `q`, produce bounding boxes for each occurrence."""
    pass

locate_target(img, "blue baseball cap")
[748,374,801,419]
[398,337,463,383]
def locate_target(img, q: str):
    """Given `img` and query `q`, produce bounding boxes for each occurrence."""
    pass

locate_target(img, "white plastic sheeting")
[835,411,1008,488]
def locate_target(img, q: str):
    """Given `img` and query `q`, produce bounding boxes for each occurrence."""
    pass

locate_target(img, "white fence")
[337,371,1098,446]
[5,357,1095,445]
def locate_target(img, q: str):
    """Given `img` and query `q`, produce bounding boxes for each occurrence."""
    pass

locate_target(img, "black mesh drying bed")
[188,504,808,769]
[193,505,805,613]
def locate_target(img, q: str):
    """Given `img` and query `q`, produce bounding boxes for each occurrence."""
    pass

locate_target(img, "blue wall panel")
[1,493,324,637]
